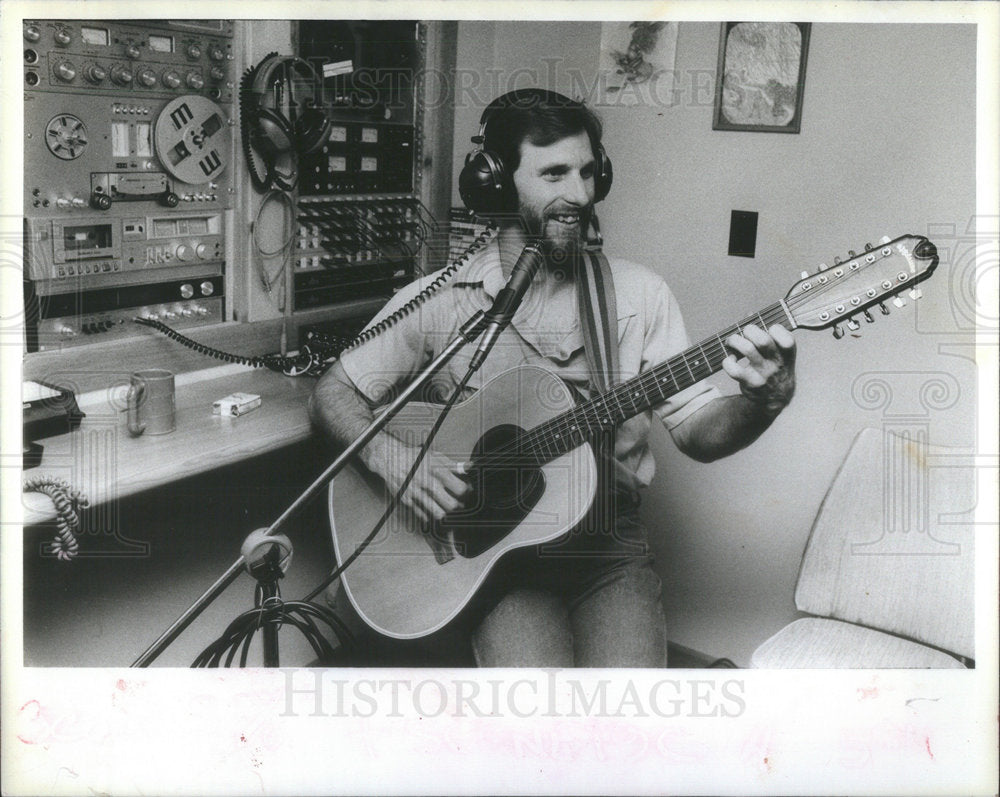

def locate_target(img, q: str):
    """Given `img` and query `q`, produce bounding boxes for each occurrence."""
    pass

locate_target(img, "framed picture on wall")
[713,21,811,133]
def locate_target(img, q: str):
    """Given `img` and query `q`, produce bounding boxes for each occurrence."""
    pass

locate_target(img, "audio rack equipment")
[23,19,235,350]
[294,197,421,310]
[298,122,415,196]
[288,21,426,313]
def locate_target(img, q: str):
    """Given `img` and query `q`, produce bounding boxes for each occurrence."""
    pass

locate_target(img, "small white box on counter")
[213,392,261,417]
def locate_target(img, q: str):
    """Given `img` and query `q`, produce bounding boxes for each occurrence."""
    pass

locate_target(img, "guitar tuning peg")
[892,295,907,308]
[908,287,923,300]
[832,325,845,339]
[848,250,857,258]
[817,262,829,272]
[833,255,842,265]
[879,302,890,315]
[846,318,860,331]
[879,235,892,244]
[863,309,875,323]
[864,242,873,251]
[800,270,810,279]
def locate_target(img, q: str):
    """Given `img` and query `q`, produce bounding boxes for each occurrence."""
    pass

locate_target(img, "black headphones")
[459,88,613,216]
[240,53,332,191]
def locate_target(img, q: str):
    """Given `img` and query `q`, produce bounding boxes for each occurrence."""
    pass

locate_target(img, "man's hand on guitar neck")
[671,323,796,463]
[722,323,797,417]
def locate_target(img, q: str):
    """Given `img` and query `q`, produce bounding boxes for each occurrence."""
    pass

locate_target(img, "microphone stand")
[132,309,488,667]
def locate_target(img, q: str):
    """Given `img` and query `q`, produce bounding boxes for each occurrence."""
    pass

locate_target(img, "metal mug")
[126,369,176,436]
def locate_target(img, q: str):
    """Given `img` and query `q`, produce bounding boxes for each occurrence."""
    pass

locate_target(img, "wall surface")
[453,20,978,665]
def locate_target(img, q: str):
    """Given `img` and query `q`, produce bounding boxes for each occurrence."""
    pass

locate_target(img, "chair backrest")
[794,427,976,660]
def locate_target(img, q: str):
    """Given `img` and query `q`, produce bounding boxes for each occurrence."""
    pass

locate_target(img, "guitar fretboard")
[476,302,789,468]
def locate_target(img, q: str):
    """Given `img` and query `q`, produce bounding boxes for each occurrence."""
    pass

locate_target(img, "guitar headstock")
[784,234,938,336]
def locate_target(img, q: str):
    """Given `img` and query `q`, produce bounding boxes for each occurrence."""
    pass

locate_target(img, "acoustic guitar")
[329,234,939,638]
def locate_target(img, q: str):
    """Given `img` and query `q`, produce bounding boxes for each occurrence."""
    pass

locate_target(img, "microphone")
[468,242,545,372]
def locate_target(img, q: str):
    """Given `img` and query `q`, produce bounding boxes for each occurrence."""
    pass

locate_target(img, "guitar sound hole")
[436,423,545,559]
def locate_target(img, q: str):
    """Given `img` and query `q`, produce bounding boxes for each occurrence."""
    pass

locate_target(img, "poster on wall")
[598,21,679,105]
[713,21,811,132]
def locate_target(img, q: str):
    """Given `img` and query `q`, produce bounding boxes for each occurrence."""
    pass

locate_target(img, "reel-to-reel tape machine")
[23,19,235,350]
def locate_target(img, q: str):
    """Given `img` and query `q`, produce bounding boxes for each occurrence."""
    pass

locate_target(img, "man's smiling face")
[511,130,596,254]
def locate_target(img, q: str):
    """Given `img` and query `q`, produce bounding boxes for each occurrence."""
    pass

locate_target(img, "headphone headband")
[476,88,585,148]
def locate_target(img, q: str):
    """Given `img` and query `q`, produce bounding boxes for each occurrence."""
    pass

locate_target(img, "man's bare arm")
[670,324,796,462]
[309,361,469,523]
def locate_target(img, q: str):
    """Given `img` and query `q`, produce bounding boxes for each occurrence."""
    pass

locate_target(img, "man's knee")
[571,563,668,667]
[472,589,573,667]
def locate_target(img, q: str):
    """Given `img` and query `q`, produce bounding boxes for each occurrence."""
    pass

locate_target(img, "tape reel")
[153,95,230,185]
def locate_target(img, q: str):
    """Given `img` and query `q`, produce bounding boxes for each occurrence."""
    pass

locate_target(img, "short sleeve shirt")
[339,237,720,488]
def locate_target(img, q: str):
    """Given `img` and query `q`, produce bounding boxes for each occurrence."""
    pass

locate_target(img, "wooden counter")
[22,363,319,525]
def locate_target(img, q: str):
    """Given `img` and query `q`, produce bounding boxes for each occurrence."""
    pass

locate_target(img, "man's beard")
[517,202,592,256]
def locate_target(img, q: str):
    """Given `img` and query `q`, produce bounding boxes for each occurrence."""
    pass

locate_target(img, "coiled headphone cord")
[132,317,325,375]
[239,53,273,192]
[134,220,498,377]
[335,220,497,356]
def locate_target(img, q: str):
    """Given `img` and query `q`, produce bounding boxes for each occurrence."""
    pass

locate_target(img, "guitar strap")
[576,245,620,394]
[576,245,621,529]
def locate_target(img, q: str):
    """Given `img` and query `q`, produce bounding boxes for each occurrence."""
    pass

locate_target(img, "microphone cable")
[301,363,478,605]
[191,588,356,667]
[133,222,497,378]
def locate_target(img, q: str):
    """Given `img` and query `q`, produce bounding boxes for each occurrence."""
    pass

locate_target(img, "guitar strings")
[478,303,789,467]
[487,249,908,463]
[466,247,908,470]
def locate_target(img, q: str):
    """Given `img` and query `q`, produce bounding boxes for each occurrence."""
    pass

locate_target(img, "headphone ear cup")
[593,143,613,203]
[294,106,331,155]
[459,150,508,215]
[252,108,295,155]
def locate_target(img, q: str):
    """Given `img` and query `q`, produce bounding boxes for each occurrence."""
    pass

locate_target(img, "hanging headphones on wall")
[240,52,332,191]
[459,88,613,216]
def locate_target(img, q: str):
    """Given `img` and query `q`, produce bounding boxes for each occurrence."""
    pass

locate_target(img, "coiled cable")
[135,219,497,377]
[131,317,325,375]
[23,476,89,561]
[336,220,496,356]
